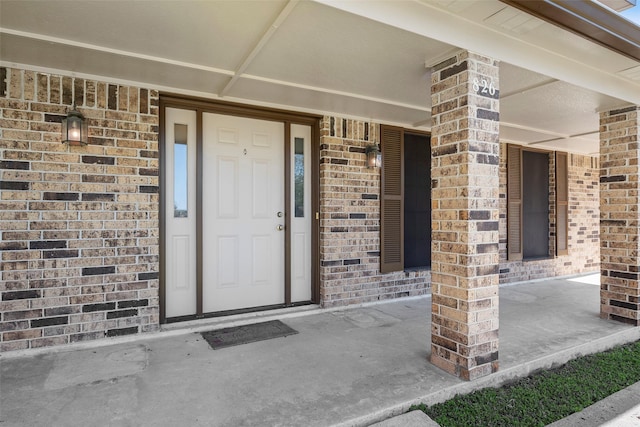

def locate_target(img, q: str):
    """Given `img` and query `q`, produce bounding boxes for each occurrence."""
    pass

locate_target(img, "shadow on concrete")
[2,274,638,427]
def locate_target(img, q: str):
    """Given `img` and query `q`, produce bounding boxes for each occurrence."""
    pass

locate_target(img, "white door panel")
[217,236,239,287]
[217,157,239,218]
[291,124,312,302]
[252,160,270,218]
[164,108,197,318]
[203,113,285,312]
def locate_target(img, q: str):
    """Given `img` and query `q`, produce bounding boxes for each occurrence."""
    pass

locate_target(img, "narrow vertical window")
[294,137,304,218]
[174,123,188,218]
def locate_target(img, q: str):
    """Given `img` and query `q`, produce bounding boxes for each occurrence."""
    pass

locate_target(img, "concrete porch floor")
[2,274,640,426]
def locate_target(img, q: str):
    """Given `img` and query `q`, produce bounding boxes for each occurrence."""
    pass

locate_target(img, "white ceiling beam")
[0,28,235,77]
[219,0,299,97]
[501,122,600,146]
[500,121,568,138]
[500,78,559,99]
[412,117,432,127]
[410,119,599,142]
[241,73,431,112]
[527,137,570,145]
[569,130,599,138]
[526,131,598,147]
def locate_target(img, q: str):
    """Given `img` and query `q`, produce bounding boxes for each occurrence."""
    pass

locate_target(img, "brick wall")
[498,144,600,282]
[0,66,602,351]
[319,116,430,307]
[600,106,640,325]
[0,67,160,351]
[317,119,599,307]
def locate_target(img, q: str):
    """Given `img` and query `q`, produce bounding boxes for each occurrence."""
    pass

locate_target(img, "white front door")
[164,106,313,319]
[202,113,285,312]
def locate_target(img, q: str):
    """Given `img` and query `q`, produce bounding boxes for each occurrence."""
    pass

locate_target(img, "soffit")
[242,1,443,107]
[599,0,636,12]
[0,32,233,94]
[322,0,640,101]
[0,0,638,157]
[0,0,288,70]
[501,0,640,62]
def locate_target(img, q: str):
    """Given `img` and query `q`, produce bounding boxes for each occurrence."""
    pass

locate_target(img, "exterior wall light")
[61,106,88,146]
[366,143,381,168]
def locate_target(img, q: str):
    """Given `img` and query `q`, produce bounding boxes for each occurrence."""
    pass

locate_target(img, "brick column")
[430,51,500,380]
[600,106,640,326]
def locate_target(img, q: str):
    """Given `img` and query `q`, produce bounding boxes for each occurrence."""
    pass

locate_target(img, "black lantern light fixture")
[61,106,88,146]
[366,143,381,168]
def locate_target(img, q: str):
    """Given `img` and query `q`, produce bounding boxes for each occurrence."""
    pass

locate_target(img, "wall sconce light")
[61,106,88,146]
[366,143,381,168]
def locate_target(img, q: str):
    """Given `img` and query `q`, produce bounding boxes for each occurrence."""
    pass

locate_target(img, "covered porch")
[2,274,639,426]
[1,0,639,379]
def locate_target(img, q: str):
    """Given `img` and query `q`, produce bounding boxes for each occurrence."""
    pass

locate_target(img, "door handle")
[277,225,284,231]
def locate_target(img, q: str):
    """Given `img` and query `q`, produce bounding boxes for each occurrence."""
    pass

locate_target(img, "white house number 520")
[473,78,496,96]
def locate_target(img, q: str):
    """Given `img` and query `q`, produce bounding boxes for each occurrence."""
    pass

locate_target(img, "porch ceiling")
[1,0,639,156]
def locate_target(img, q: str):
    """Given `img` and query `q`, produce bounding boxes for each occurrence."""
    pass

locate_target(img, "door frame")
[159,94,321,323]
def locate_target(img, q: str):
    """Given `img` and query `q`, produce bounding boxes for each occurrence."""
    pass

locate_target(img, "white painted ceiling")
[1,0,639,156]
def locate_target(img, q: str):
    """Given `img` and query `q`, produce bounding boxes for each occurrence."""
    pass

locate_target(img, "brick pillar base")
[600,106,640,326]
[429,51,500,380]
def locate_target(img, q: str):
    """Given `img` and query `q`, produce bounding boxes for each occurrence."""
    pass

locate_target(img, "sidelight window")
[294,137,305,218]
[174,123,188,218]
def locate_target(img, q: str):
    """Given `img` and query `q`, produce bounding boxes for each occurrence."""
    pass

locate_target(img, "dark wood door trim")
[196,109,203,317]
[159,95,321,323]
[284,122,292,306]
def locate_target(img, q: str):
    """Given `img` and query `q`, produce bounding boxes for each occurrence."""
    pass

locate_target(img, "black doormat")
[201,320,298,350]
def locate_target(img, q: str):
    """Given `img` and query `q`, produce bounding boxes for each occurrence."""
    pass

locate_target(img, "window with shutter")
[508,145,568,260]
[556,152,569,256]
[380,125,404,273]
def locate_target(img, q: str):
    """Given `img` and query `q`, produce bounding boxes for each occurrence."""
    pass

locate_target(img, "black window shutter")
[380,125,404,273]
[507,145,523,261]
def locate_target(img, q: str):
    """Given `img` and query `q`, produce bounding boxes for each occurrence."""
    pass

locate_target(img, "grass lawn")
[410,340,640,427]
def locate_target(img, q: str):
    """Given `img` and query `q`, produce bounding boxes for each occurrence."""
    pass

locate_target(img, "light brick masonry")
[499,148,600,280]
[319,117,431,306]
[0,64,604,353]
[429,51,500,380]
[600,106,640,325]
[0,67,160,351]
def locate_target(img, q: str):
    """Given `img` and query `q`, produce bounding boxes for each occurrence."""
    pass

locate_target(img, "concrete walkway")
[2,274,640,427]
